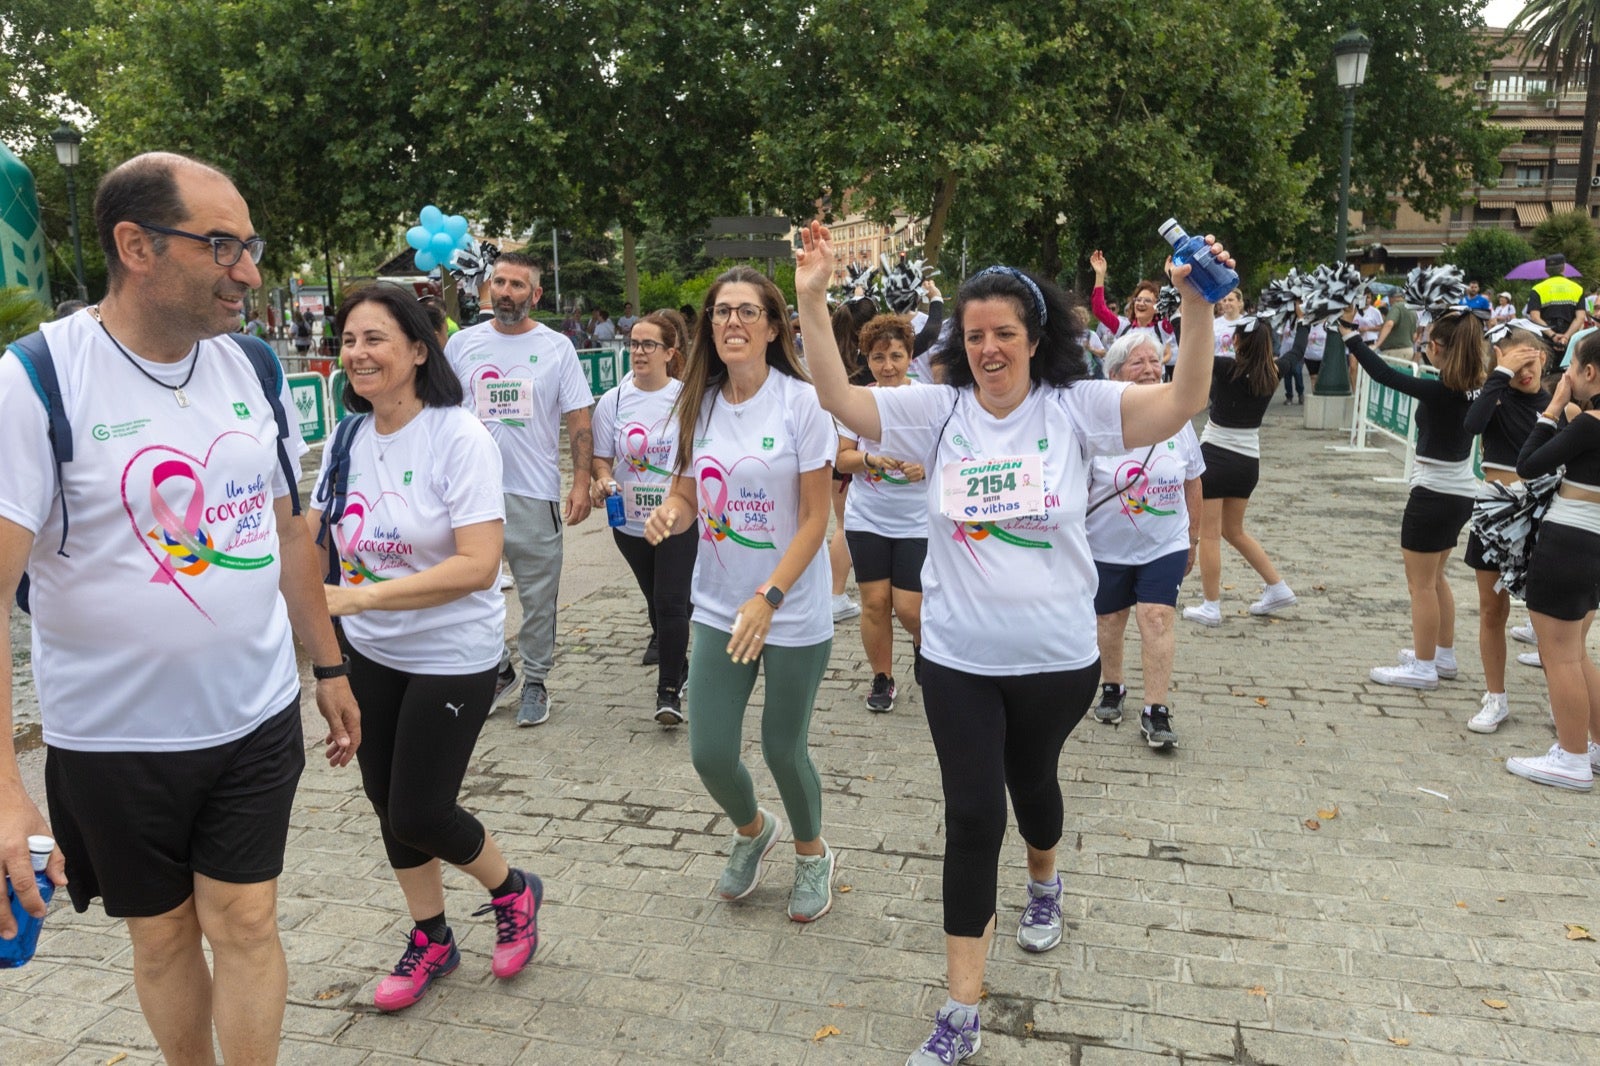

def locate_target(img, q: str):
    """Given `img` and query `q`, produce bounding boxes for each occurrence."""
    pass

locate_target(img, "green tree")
[1441,227,1536,286]
[0,287,49,345]
[0,0,93,149]
[1530,209,1600,282]
[1506,2,1600,213]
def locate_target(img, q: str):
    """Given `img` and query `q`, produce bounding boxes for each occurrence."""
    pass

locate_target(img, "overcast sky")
[1483,0,1523,29]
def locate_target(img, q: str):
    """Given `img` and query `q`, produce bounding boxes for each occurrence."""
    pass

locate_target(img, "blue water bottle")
[0,835,56,968]
[605,481,626,528]
[1159,219,1239,304]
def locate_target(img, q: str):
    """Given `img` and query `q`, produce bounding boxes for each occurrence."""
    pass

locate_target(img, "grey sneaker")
[1093,683,1125,724]
[490,653,518,715]
[906,1005,981,1066]
[716,808,782,900]
[788,845,835,923]
[1016,876,1063,952]
[516,683,550,727]
[1140,704,1177,749]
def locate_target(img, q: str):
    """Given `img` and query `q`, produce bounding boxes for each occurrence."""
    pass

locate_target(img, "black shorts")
[845,529,927,592]
[1304,358,1322,374]
[45,700,305,918]
[1199,443,1259,500]
[1464,529,1496,572]
[1525,521,1600,621]
[1400,487,1473,553]
[1093,549,1189,613]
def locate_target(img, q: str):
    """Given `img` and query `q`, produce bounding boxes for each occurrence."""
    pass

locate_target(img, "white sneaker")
[1506,744,1593,791]
[1517,650,1542,668]
[1467,692,1509,734]
[1183,602,1222,627]
[1248,585,1297,615]
[1589,741,1600,771]
[1399,648,1458,680]
[1369,659,1439,690]
[1511,623,1537,646]
[499,570,515,591]
[831,593,861,622]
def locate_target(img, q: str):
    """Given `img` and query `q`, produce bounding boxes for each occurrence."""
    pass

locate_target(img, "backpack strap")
[5,332,72,557]
[313,414,368,585]
[230,334,303,516]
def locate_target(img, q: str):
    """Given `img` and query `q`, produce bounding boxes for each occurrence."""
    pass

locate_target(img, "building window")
[1517,165,1546,187]
[1491,74,1551,101]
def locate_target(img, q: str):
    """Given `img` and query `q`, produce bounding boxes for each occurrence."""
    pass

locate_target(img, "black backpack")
[3,331,301,612]
[309,413,369,585]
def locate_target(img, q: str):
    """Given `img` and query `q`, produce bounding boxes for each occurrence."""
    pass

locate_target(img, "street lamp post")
[51,122,88,302]
[1315,27,1371,400]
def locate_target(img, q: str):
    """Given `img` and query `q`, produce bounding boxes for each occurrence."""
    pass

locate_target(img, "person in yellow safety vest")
[1528,254,1587,347]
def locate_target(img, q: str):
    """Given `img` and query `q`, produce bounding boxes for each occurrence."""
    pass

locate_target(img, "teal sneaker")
[788,844,835,922]
[715,808,782,900]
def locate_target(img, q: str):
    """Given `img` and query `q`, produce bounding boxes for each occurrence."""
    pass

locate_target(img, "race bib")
[628,482,667,522]
[939,455,1045,522]
[474,378,533,421]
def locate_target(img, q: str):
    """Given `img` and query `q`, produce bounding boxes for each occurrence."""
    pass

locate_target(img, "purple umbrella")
[1504,257,1582,280]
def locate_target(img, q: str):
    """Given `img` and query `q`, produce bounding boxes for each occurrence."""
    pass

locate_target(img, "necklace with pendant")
[91,305,199,407]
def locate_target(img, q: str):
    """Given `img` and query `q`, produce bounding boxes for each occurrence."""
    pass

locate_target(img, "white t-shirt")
[0,314,307,751]
[688,371,835,647]
[312,406,506,674]
[1214,315,1244,358]
[444,320,592,501]
[592,377,684,538]
[873,380,1131,675]
[1357,307,1384,345]
[1084,425,1204,565]
[842,383,930,540]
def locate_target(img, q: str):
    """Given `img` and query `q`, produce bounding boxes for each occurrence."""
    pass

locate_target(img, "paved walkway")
[6,400,1600,1065]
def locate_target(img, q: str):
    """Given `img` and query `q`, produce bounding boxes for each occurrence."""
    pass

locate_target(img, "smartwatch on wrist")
[312,655,352,681]
[762,585,784,609]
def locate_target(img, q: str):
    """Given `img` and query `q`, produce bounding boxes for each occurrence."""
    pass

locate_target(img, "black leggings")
[612,526,696,691]
[346,644,497,870]
[921,658,1099,937]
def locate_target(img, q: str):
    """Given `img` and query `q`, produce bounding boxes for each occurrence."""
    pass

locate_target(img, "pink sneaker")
[473,870,543,978]
[373,928,459,1011]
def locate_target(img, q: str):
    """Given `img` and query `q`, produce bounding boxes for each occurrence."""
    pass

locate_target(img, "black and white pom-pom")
[1154,285,1183,322]
[1256,270,1304,327]
[1470,472,1563,596]
[876,254,939,314]
[449,240,500,289]
[833,261,880,307]
[1298,263,1369,324]
[1403,265,1468,326]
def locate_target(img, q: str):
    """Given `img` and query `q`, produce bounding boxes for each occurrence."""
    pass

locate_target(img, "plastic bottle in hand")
[0,836,56,968]
[605,481,626,528]
[1159,220,1239,304]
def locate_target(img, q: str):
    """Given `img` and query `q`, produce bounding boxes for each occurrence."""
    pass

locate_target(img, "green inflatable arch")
[0,142,52,305]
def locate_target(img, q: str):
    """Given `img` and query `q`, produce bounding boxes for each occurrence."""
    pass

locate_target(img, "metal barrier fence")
[1346,356,1481,483]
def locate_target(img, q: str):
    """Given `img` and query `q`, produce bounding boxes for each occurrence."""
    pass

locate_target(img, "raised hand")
[1090,250,1107,280]
[794,220,836,298]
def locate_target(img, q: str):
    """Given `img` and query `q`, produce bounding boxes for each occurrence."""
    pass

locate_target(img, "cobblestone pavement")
[5,401,1600,1065]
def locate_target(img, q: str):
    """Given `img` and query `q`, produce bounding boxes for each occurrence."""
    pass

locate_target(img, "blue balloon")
[414,250,437,272]
[443,214,469,241]
[430,231,457,260]
[419,204,444,231]
[406,226,431,251]
[457,232,474,250]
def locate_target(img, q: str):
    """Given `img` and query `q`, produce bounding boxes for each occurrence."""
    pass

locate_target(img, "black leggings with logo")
[612,526,697,692]
[920,658,1099,937]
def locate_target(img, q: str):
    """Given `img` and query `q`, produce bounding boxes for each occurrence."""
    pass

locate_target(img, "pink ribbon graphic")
[147,459,209,585]
[624,425,652,474]
[699,464,731,543]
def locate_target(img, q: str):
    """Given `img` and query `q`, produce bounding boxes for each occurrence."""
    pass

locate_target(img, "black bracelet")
[312,655,352,681]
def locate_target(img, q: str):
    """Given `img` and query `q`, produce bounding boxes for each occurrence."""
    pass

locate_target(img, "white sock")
[1204,599,1220,610]
[1266,581,1290,595]
[942,997,979,1024]
[1436,646,1456,664]
[1413,657,1436,669]
[1028,873,1061,897]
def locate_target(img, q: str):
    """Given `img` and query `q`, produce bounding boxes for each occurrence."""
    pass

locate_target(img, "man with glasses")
[0,151,360,1063]
[444,252,594,727]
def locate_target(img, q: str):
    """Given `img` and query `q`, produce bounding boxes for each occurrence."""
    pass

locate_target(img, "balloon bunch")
[878,253,938,314]
[1403,265,1468,327]
[406,205,472,273]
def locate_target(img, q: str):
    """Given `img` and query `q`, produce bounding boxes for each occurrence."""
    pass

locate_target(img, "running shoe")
[1248,584,1297,615]
[471,870,543,978]
[490,653,518,715]
[906,1006,981,1066]
[1506,744,1593,791]
[654,687,686,726]
[1183,601,1223,627]
[1016,876,1063,952]
[1369,659,1439,690]
[866,673,896,713]
[1093,684,1125,724]
[716,808,782,900]
[1467,692,1510,734]
[1140,705,1177,749]
[373,928,459,1011]
[788,845,835,923]
[831,593,861,622]
[1589,741,1600,771]
[641,634,660,665]
[1517,650,1542,668]
[1398,648,1458,680]
[1511,623,1538,646]
[517,683,550,727]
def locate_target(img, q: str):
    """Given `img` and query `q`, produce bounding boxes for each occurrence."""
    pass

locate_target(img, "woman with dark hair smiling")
[311,284,542,1011]
[799,220,1230,1066]
[642,267,838,924]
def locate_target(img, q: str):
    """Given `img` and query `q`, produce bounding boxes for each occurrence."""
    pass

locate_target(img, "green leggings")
[687,622,832,842]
